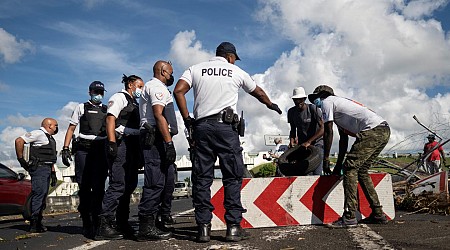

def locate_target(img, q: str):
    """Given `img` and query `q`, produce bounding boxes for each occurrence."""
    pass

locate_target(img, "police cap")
[216,42,240,60]
[89,81,106,92]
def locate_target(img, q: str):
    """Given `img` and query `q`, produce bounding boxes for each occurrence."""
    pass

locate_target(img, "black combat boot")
[156,214,175,232]
[36,215,47,232]
[95,216,123,240]
[226,224,250,242]
[116,219,136,239]
[136,214,172,242]
[196,223,211,243]
[81,213,94,239]
[29,217,40,233]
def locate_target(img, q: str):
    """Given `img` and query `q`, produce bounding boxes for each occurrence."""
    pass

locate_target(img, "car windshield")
[175,183,186,188]
[0,164,17,179]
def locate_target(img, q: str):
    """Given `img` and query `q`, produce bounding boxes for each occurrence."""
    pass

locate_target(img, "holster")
[140,123,155,147]
[28,156,40,171]
[71,136,80,154]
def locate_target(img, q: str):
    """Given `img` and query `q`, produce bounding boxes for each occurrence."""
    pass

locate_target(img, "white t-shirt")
[180,56,257,119]
[321,96,385,136]
[107,90,140,135]
[139,78,174,131]
[69,101,107,140]
[20,127,50,146]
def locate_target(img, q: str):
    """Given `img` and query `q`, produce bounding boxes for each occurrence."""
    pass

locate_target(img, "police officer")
[307,85,390,228]
[95,75,144,240]
[136,60,177,241]
[15,118,59,233]
[61,81,108,238]
[174,42,282,242]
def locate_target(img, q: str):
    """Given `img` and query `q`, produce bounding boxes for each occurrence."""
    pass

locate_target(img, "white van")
[173,182,191,199]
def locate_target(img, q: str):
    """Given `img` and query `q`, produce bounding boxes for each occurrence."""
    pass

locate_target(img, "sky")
[1,0,450,171]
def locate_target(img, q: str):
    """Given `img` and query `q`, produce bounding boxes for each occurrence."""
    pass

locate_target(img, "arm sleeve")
[179,67,194,87]
[240,71,257,93]
[69,103,83,125]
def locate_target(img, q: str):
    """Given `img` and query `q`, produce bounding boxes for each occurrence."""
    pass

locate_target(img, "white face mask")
[133,88,142,98]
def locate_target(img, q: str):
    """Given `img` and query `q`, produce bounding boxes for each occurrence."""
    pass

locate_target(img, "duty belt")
[196,113,223,123]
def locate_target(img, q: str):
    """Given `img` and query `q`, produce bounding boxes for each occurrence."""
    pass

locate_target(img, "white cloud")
[0,27,35,64]
[401,0,448,19]
[248,0,450,153]
[169,30,213,70]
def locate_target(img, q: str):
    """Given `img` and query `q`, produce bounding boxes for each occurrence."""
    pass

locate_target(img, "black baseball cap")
[216,42,240,60]
[89,81,106,92]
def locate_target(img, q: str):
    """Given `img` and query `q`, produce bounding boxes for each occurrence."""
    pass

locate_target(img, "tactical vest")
[30,132,57,163]
[116,92,140,129]
[79,102,107,136]
[163,102,178,135]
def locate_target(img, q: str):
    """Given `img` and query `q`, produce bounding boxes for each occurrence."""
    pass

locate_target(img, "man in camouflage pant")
[308,85,390,228]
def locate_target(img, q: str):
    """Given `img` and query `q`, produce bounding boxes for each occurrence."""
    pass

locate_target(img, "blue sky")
[1,0,450,170]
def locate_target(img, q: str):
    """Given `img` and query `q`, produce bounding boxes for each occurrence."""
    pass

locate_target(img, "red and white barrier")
[210,173,395,230]
[412,171,448,195]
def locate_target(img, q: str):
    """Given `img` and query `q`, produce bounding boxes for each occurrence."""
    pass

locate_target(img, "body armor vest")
[30,132,57,163]
[116,92,140,129]
[79,102,107,136]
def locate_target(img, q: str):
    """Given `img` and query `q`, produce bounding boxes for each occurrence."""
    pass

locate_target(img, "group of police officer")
[15,41,390,242]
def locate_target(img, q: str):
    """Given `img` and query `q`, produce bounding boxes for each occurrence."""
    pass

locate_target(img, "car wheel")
[22,194,32,220]
[278,145,322,176]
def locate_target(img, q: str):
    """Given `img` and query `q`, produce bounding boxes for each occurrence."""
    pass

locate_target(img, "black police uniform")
[75,102,108,234]
[98,92,141,238]
[29,131,57,225]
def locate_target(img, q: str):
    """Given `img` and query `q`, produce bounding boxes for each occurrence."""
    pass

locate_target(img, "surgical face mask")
[313,98,322,108]
[91,94,103,104]
[133,87,142,98]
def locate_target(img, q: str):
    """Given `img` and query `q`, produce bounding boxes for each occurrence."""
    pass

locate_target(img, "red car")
[0,163,32,219]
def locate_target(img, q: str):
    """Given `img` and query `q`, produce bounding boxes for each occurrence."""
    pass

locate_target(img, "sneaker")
[325,217,358,229]
[359,214,388,225]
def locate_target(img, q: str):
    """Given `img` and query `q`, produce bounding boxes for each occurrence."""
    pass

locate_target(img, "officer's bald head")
[153,60,172,77]
[41,118,58,135]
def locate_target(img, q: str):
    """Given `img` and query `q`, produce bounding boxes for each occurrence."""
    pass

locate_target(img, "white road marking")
[67,209,195,250]
[68,240,109,250]
[347,224,395,250]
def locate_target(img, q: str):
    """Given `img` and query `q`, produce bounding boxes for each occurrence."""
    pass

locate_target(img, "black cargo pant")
[29,163,52,217]
[192,119,245,225]
[100,135,140,223]
[343,123,390,218]
[74,139,108,223]
[138,132,175,216]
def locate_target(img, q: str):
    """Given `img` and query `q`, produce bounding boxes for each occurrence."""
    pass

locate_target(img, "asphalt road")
[1,198,450,250]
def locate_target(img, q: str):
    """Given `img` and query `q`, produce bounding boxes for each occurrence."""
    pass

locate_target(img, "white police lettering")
[201,68,232,77]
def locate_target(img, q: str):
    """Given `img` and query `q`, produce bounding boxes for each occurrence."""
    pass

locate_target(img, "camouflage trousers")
[343,124,390,218]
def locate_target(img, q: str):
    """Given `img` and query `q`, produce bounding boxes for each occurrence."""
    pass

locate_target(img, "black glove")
[323,159,332,175]
[184,116,195,131]
[164,141,176,165]
[107,141,118,159]
[50,171,57,187]
[61,147,72,167]
[18,158,29,171]
[268,103,282,114]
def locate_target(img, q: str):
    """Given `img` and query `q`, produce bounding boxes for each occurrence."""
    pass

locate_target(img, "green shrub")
[252,162,276,177]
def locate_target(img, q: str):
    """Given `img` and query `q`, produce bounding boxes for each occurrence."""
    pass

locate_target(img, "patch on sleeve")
[155,92,164,100]
[108,101,114,107]
[25,132,32,138]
